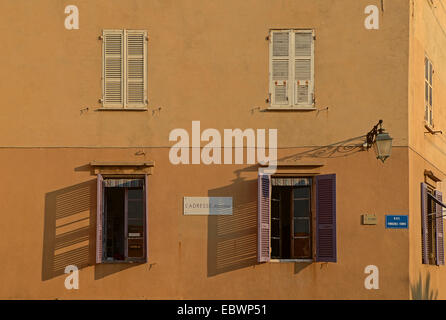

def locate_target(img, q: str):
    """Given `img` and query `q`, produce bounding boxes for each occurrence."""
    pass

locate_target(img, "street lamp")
[365,120,393,163]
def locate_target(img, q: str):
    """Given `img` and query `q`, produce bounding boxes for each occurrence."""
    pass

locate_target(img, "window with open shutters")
[257,173,336,263]
[421,182,445,266]
[269,29,314,109]
[96,175,149,263]
[102,30,148,108]
[425,57,433,127]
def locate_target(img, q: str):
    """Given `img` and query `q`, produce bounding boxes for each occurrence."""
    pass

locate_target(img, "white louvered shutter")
[294,30,314,106]
[126,30,147,107]
[103,30,124,106]
[270,31,291,106]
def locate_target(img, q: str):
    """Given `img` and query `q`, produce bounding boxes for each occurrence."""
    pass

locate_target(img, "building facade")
[0,0,445,299]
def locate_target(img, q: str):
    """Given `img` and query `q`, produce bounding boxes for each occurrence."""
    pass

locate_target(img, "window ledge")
[270,259,313,263]
[97,107,148,112]
[266,106,316,111]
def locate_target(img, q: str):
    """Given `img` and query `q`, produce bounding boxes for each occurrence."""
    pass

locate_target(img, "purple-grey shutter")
[145,174,149,261]
[96,174,104,264]
[316,174,337,262]
[435,190,444,265]
[421,183,429,264]
[258,173,271,263]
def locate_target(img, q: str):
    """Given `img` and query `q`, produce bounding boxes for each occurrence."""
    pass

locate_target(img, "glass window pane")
[272,220,280,237]
[425,82,429,102]
[429,87,432,107]
[294,199,309,217]
[128,199,144,219]
[293,187,309,199]
[294,218,310,235]
[429,62,433,84]
[425,58,429,80]
[128,188,143,200]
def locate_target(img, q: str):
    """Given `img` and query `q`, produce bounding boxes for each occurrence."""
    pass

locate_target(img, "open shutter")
[435,190,444,265]
[421,183,429,264]
[96,174,104,263]
[294,30,314,106]
[144,174,149,261]
[258,173,271,262]
[270,31,291,106]
[126,30,147,107]
[103,30,124,107]
[316,174,337,262]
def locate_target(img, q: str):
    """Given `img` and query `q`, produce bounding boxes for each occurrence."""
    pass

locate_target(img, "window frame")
[270,179,313,261]
[97,175,148,264]
[268,29,315,110]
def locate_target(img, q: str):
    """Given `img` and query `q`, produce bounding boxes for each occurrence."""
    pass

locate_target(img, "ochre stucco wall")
[0,0,413,299]
[408,0,446,299]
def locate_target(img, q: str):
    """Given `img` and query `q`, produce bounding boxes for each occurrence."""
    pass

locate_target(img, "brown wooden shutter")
[421,183,429,264]
[96,174,104,264]
[316,174,337,262]
[145,174,149,261]
[258,173,271,262]
[435,190,444,265]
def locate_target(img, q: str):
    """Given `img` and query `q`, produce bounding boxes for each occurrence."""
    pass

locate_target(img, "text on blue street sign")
[385,215,408,229]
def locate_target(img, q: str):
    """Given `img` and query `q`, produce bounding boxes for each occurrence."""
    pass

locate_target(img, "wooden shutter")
[435,190,444,265]
[103,30,124,106]
[294,30,314,106]
[96,174,104,264]
[258,173,271,262]
[144,174,149,261]
[316,174,337,262]
[421,183,429,264]
[270,31,291,106]
[126,30,147,107]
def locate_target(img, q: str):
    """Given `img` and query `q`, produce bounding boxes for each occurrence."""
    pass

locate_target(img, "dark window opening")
[102,178,146,263]
[271,179,312,260]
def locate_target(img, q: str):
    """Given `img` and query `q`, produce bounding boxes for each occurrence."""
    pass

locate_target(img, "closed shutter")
[435,190,444,265]
[294,30,314,106]
[103,30,124,106]
[316,174,337,262]
[270,31,290,106]
[421,183,429,264]
[258,173,271,262]
[145,174,149,261]
[126,30,147,107]
[96,174,104,263]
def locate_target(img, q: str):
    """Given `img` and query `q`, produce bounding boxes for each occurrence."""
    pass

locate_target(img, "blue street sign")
[385,215,408,229]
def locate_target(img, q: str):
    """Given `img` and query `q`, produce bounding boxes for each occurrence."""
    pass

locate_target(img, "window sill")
[97,107,148,112]
[266,106,316,111]
[270,259,313,263]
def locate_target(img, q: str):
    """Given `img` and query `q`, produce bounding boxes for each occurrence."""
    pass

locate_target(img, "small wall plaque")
[362,214,377,225]
[184,197,233,215]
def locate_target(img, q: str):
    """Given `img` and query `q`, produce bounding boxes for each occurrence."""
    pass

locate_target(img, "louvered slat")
[421,183,429,264]
[273,32,289,57]
[103,31,123,106]
[295,33,312,56]
[294,31,313,106]
[126,31,146,106]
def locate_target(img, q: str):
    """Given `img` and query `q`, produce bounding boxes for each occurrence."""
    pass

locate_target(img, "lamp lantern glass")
[373,130,393,163]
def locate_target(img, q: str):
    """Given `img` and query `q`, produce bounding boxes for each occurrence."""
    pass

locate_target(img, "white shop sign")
[183,197,233,215]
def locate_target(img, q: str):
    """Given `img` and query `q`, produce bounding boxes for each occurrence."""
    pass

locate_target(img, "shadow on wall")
[42,179,138,281]
[207,177,258,277]
[411,273,439,300]
[42,180,97,281]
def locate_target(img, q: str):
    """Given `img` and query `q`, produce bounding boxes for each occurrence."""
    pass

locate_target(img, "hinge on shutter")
[98,35,103,40]
[145,36,149,41]
[312,94,316,104]
[265,35,270,41]
[313,35,316,40]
